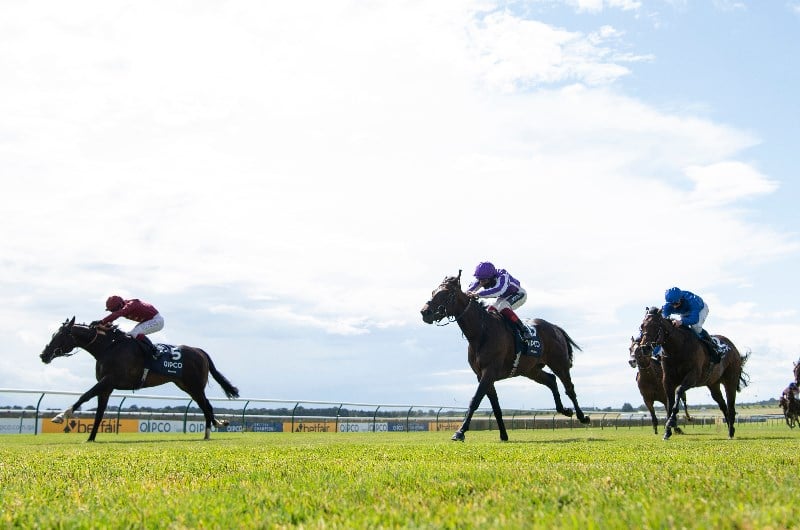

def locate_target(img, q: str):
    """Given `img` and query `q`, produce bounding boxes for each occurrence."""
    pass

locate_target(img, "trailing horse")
[420,272,589,442]
[40,317,239,441]
[628,337,691,434]
[638,307,749,440]
[779,393,800,429]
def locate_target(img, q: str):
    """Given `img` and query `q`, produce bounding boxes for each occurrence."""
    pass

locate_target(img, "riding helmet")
[474,262,497,280]
[664,287,682,304]
[105,295,124,312]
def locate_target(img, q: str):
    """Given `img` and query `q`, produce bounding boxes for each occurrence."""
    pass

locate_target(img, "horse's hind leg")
[485,383,508,442]
[723,381,738,439]
[707,385,728,419]
[551,369,590,424]
[531,370,573,418]
[645,401,658,434]
[185,388,216,440]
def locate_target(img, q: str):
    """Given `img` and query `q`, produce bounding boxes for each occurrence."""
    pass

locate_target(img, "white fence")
[0,387,784,435]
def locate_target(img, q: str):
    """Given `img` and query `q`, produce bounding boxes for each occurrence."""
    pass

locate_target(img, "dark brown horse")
[40,317,239,441]
[779,393,800,429]
[638,307,749,439]
[629,338,691,434]
[420,273,589,442]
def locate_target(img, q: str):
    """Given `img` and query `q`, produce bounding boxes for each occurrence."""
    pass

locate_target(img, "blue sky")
[1,0,798,412]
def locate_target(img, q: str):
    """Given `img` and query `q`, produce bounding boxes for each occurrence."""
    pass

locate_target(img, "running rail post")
[34,392,46,435]
[183,399,193,434]
[241,400,250,432]
[116,396,127,435]
[372,406,381,432]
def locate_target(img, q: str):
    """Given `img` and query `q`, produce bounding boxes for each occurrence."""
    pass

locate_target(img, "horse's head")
[420,271,466,324]
[638,306,667,348]
[629,336,656,370]
[40,317,78,364]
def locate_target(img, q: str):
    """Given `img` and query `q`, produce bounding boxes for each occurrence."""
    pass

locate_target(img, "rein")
[57,325,101,357]
[435,294,475,326]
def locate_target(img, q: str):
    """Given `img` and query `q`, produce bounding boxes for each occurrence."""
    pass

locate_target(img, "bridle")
[47,323,100,358]
[428,284,475,327]
[640,312,667,351]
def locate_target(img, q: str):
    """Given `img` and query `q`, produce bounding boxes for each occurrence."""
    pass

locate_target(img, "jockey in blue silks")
[661,286,719,361]
[466,262,534,343]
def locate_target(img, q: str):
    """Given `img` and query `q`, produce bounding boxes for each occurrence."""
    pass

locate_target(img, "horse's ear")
[68,316,75,327]
[457,269,462,281]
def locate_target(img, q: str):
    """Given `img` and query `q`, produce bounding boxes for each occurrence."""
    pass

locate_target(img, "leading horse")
[420,272,589,441]
[40,317,240,441]
[638,307,749,440]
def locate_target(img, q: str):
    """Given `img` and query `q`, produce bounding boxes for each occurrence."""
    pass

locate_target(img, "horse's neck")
[73,326,114,357]
[454,301,486,342]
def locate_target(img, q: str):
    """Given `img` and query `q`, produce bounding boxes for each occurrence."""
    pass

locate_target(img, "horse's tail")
[555,325,582,367]
[201,350,240,399]
[737,349,751,392]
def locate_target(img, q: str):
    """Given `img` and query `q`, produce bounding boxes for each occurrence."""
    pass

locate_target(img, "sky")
[1,0,798,413]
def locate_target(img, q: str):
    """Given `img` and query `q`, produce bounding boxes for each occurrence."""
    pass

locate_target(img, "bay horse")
[420,272,589,442]
[638,307,749,440]
[629,337,691,434]
[40,317,240,441]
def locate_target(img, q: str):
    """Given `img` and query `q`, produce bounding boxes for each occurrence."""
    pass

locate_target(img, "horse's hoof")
[500,433,509,442]
[51,415,64,424]
[561,408,574,418]
[579,416,591,424]
[663,432,672,441]
[451,431,465,442]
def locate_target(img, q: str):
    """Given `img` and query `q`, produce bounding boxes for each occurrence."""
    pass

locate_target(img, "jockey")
[466,262,534,345]
[99,295,163,358]
[784,382,800,402]
[661,287,718,360]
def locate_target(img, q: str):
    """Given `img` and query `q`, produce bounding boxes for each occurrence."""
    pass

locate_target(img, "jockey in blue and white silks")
[466,261,533,342]
[660,287,709,336]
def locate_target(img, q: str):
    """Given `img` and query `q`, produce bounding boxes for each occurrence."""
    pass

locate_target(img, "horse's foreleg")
[53,378,111,428]
[87,392,111,442]
[453,377,492,442]
[662,383,678,440]
[485,383,508,442]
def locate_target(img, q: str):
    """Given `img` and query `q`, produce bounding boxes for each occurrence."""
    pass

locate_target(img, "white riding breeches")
[130,313,164,337]
[687,304,709,335]
[489,288,527,312]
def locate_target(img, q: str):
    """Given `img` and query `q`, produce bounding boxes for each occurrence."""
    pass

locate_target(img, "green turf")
[1,424,798,529]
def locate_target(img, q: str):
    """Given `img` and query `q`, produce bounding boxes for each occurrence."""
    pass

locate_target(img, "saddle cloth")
[146,344,184,376]
[521,319,543,357]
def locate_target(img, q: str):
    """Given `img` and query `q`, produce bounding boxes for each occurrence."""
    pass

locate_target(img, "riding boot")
[500,308,531,355]
[136,334,160,360]
[698,330,720,363]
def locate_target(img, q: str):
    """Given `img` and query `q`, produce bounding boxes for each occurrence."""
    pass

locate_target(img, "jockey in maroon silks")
[466,262,534,343]
[100,295,164,357]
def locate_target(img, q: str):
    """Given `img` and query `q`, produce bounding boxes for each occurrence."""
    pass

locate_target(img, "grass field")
[1,423,798,529]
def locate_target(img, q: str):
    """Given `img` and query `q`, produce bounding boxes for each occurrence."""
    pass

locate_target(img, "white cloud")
[0,1,796,410]
[686,161,779,206]
[567,0,642,13]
